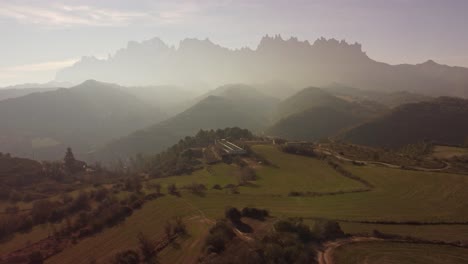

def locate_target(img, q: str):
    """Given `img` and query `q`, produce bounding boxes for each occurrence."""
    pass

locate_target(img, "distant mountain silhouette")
[57,35,468,98]
[95,84,277,161]
[342,97,468,148]
[0,81,73,102]
[0,80,165,160]
[267,87,384,141]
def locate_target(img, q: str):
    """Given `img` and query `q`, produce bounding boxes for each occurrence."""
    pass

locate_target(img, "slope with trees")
[0,80,166,160]
[342,97,468,148]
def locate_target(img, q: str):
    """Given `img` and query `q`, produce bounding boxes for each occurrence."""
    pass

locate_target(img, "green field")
[333,242,468,264]
[148,163,239,189]
[339,222,468,242]
[0,224,52,255]
[46,196,206,264]
[8,144,468,263]
[244,145,365,194]
[432,145,468,159]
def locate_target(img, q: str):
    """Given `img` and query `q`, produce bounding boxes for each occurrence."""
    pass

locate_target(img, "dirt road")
[317,237,383,264]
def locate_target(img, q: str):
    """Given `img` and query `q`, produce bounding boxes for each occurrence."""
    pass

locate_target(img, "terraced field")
[333,241,468,264]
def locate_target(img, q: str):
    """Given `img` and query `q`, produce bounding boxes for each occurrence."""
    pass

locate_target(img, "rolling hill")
[267,87,385,141]
[325,83,433,108]
[342,97,468,148]
[0,80,165,160]
[95,84,277,161]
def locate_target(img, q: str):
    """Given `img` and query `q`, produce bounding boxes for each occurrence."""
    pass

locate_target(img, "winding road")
[317,237,384,264]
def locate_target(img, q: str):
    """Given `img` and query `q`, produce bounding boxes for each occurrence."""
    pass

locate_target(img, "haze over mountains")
[2,35,468,162]
[0,80,165,160]
[56,35,468,98]
[95,84,277,161]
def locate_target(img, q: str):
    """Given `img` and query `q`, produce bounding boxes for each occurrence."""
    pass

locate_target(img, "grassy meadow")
[333,242,468,264]
[432,145,468,159]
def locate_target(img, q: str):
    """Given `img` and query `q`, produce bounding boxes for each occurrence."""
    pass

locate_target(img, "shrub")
[31,200,55,224]
[137,232,157,264]
[167,184,178,195]
[204,220,235,253]
[241,207,269,221]
[28,251,44,264]
[225,207,242,224]
[174,216,187,235]
[113,250,140,264]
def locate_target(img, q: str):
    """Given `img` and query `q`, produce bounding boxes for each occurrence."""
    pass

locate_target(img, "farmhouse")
[216,139,247,155]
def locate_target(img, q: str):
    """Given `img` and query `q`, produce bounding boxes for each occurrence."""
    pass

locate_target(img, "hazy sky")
[1,0,468,86]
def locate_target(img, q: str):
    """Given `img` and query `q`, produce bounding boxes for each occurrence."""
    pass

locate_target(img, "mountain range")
[56,35,468,98]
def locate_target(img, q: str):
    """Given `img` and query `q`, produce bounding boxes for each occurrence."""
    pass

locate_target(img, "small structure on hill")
[216,139,247,155]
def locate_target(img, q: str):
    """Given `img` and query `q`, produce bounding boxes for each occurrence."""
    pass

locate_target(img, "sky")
[1,0,468,86]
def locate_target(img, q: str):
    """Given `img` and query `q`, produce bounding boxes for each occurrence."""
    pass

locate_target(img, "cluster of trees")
[280,144,317,157]
[237,167,257,185]
[0,185,151,242]
[251,219,344,263]
[112,218,187,264]
[183,182,207,196]
[112,233,158,264]
[204,220,236,254]
[274,218,345,242]
[241,207,269,221]
[327,159,373,188]
[399,141,434,157]
[131,127,254,177]
[204,217,345,264]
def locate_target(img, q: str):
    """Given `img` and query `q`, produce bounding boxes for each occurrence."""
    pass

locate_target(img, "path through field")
[317,147,451,172]
[317,237,383,264]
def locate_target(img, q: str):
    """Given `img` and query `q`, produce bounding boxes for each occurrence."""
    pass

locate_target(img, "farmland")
[333,241,468,264]
[432,145,468,159]
[4,143,468,263]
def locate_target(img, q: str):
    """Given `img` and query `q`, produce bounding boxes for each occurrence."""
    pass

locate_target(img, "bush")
[204,220,235,253]
[185,182,206,196]
[238,167,257,185]
[113,250,140,264]
[28,251,44,264]
[137,232,157,264]
[173,216,187,235]
[312,219,345,241]
[31,200,55,224]
[241,207,269,221]
[167,184,178,195]
[225,207,242,224]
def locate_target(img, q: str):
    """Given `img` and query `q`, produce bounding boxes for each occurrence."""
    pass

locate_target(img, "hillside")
[267,87,384,141]
[267,107,365,141]
[56,36,468,98]
[325,83,432,108]
[343,97,468,148]
[275,87,350,119]
[0,80,165,160]
[121,85,200,117]
[95,85,277,161]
